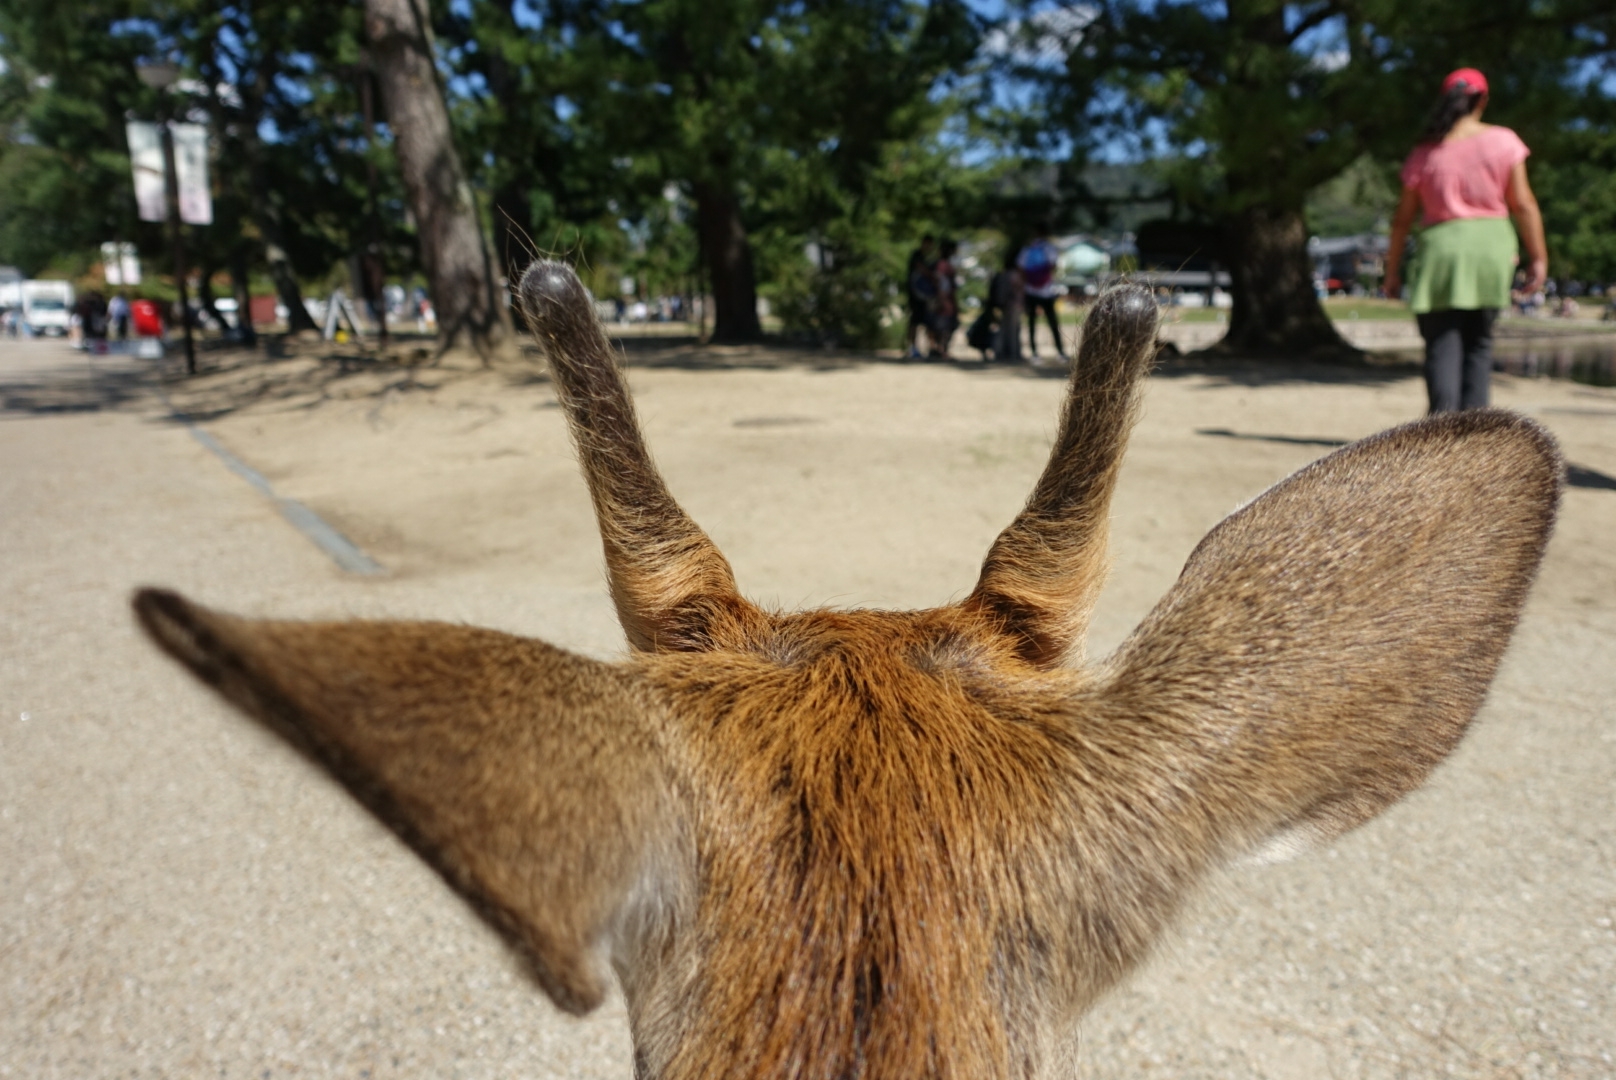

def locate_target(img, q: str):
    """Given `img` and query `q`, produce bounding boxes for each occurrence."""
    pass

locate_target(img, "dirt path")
[3,333,1612,1077]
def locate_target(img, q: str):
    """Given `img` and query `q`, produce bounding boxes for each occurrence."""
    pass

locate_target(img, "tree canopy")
[0,0,1613,355]
[1030,0,1616,352]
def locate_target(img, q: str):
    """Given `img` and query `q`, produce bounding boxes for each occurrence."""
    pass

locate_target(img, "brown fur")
[134,260,1562,1078]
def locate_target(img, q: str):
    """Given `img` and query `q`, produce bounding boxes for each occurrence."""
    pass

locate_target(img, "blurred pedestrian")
[989,249,1023,362]
[108,292,130,340]
[905,234,938,359]
[1383,68,1548,413]
[1018,223,1067,364]
[83,291,108,350]
[929,239,960,358]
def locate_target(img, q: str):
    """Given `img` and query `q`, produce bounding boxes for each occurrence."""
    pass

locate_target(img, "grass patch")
[1322,297,1413,320]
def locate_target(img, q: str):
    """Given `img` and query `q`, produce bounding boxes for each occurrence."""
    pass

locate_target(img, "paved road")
[2,335,1612,1078]
[0,340,633,1078]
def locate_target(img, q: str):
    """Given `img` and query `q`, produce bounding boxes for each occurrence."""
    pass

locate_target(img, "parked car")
[21,280,75,336]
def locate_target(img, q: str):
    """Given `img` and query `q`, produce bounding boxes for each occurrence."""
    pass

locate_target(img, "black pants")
[1025,294,1064,358]
[1416,308,1498,413]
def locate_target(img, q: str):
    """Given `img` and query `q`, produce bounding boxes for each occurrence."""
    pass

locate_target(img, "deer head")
[135,261,1561,1079]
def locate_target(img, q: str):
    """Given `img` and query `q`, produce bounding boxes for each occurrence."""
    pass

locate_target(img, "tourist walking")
[905,235,938,359]
[988,250,1022,362]
[929,239,961,358]
[1018,223,1067,364]
[1383,68,1548,413]
[108,293,130,340]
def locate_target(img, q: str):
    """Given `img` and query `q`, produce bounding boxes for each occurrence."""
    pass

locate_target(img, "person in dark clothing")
[905,235,938,359]
[929,239,960,358]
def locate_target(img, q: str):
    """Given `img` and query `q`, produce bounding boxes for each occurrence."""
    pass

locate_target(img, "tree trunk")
[196,264,230,336]
[480,3,536,286]
[243,140,318,334]
[694,181,762,343]
[1217,204,1355,358]
[364,0,511,360]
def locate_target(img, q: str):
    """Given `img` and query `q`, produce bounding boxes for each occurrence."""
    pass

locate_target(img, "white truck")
[21,280,75,336]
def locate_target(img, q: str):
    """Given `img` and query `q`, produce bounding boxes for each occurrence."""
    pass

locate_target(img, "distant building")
[1308,234,1389,294]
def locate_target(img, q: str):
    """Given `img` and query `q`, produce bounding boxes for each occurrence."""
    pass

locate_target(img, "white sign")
[171,123,212,225]
[101,242,141,286]
[125,121,167,223]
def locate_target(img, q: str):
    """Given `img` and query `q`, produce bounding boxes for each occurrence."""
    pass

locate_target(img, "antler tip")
[516,259,592,334]
[1089,283,1158,338]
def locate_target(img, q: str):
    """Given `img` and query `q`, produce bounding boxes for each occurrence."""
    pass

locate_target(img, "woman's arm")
[1383,186,1421,300]
[1506,161,1548,294]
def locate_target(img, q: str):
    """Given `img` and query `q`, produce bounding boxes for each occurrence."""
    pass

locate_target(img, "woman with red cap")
[1383,68,1548,413]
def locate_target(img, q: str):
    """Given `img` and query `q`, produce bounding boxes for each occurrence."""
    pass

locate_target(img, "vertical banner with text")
[171,123,212,226]
[101,242,142,286]
[125,121,167,223]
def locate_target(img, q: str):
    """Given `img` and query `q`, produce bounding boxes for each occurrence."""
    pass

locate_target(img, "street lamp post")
[136,61,196,375]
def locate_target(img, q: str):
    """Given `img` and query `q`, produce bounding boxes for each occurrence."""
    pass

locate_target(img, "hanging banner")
[171,123,212,225]
[125,121,167,223]
[101,241,141,286]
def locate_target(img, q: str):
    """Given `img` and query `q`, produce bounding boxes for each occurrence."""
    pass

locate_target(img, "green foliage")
[0,0,420,298]
[1042,0,1613,221]
[4,0,1611,340]
[1535,114,1616,282]
[156,0,418,284]
[1306,155,1396,237]
[1025,0,1615,349]
[438,0,984,343]
[0,0,151,276]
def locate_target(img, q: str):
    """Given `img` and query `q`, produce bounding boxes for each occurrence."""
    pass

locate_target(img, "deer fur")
[135,261,1562,1079]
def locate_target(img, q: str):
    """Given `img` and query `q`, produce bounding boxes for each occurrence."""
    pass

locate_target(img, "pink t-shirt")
[1401,126,1529,226]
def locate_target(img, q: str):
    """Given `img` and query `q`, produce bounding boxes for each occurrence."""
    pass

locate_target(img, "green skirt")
[1406,217,1519,314]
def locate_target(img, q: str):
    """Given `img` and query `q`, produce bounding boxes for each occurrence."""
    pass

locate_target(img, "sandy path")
[2,333,1612,1077]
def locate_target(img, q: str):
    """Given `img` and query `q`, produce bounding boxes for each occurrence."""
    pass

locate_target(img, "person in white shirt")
[1017,223,1067,363]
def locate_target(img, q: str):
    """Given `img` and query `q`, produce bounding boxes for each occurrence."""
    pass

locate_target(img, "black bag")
[966,311,995,351]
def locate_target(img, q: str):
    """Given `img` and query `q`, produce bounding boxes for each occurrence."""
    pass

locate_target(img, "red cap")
[1442,68,1488,95]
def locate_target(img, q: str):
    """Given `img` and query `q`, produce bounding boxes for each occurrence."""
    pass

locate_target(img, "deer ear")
[1100,410,1561,860]
[132,589,686,1015]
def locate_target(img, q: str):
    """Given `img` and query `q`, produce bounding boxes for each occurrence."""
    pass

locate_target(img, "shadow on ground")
[1195,427,1351,448]
[0,328,1475,427]
[0,352,158,418]
[1568,464,1616,491]
[1196,426,1616,492]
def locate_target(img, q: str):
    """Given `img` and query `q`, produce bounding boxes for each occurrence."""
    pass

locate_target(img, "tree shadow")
[0,329,1429,429]
[1567,464,1616,492]
[152,338,500,424]
[0,352,159,419]
[1154,353,1418,389]
[1195,427,1351,448]
[1196,429,1616,493]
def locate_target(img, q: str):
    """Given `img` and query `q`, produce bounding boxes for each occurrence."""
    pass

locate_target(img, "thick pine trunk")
[246,152,318,334]
[262,239,319,334]
[1218,204,1354,357]
[364,0,511,359]
[694,182,762,343]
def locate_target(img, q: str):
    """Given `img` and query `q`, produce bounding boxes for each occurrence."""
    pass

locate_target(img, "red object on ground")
[249,295,278,326]
[130,299,164,337]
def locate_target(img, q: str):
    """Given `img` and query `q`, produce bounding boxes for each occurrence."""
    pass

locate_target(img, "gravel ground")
[2,332,1612,1078]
